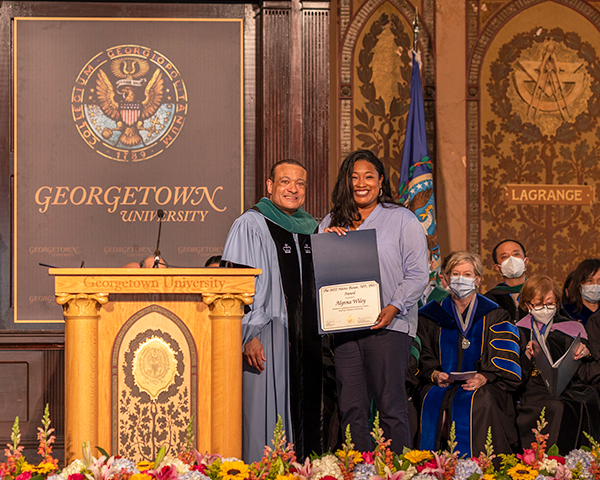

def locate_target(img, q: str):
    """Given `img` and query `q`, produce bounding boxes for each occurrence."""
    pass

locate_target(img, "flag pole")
[413,6,419,51]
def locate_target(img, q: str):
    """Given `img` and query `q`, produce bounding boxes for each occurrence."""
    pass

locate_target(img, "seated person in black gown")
[562,260,600,390]
[484,239,529,322]
[562,258,600,326]
[516,275,600,453]
[418,251,522,457]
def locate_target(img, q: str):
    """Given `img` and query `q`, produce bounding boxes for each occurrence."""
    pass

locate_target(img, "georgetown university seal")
[71,44,188,162]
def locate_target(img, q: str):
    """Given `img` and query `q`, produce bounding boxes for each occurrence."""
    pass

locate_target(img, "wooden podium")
[50,267,260,463]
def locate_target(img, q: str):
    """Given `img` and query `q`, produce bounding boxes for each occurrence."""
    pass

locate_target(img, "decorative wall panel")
[112,305,197,460]
[255,0,330,219]
[467,0,600,289]
[338,0,435,199]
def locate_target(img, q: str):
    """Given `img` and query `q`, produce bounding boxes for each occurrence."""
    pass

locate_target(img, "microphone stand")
[153,209,165,268]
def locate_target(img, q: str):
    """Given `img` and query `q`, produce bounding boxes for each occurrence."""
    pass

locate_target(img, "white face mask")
[449,276,477,299]
[530,305,556,325]
[581,284,600,304]
[499,256,526,279]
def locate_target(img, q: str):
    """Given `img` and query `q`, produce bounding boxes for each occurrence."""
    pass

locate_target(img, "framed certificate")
[311,229,383,334]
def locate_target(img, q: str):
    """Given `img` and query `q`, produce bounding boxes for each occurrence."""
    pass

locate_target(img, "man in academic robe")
[484,239,530,322]
[221,159,331,463]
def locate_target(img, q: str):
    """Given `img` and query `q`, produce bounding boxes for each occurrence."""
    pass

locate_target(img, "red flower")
[548,456,565,465]
[15,472,32,480]
[362,452,375,465]
[68,474,86,480]
[322,476,338,480]
[192,465,207,474]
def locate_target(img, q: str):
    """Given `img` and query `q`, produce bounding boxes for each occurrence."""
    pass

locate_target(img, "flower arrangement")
[2,408,599,480]
[0,405,59,480]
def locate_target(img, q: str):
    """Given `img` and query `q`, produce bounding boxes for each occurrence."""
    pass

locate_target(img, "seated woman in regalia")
[417,251,522,456]
[516,274,600,452]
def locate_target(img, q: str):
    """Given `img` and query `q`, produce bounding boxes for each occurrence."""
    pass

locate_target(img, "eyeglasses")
[277,179,307,190]
[531,304,556,311]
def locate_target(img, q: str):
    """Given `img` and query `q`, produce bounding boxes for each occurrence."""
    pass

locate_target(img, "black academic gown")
[484,283,528,322]
[516,315,600,453]
[262,215,339,458]
[417,295,522,457]
[578,309,600,392]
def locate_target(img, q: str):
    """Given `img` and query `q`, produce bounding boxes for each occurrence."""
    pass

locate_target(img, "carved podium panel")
[50,268,260,463]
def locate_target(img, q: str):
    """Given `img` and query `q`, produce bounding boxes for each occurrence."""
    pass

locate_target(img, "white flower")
[311,454,343,480]
[181,471,212,480]
[538,458,560,475]
[112,458,139,474]
[403,466,418,480]
[162,457,190,475]
[61,459,86,478]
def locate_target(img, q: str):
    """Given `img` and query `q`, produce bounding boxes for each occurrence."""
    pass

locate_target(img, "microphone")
[153,209,165,268]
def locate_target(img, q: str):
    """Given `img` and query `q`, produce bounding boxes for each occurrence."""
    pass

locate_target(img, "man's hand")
[243,337,266,373]
[371,305,399,330]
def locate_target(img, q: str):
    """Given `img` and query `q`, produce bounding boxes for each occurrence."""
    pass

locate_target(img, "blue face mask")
[582,284,600,304]
[449,276,476,299]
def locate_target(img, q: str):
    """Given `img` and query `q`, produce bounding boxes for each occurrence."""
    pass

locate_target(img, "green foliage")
[154,445,167,469]
[96,447,110,459]
[547,444,559,457]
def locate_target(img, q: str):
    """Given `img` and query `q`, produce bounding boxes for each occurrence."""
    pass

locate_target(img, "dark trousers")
[334,329,412,452]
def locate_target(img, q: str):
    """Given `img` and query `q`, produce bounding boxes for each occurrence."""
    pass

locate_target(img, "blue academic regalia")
[417,295,522,456]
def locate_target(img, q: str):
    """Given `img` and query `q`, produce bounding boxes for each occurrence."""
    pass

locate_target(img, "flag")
[399,51,441,273]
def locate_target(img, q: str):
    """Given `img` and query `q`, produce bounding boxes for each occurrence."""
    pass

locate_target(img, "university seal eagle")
[96,58,165,147]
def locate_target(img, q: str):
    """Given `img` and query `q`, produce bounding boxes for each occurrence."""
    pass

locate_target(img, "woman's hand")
[324,226,347,236]
[432,371,452,388]
[462,373,487,391]
[575,343,591,360]
[525,341,534,360]
[371,305,399,330]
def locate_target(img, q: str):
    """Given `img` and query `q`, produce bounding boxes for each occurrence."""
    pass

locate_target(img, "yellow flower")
[275,475,296,480]
[131,474,153,480]
[335,450,364,464]
[34,461,56,474]
[220,460,249,480]
[483,474,495,480]
[136,461,155,472]
[403,450,433,464]
[507,464,538,480]
[20,463,34,473]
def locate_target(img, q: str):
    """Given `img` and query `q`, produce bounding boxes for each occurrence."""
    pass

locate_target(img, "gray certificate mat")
[311,229,382,334]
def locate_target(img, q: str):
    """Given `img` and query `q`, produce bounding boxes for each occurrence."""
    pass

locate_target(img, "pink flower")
[517,449,536,466]
[68,475,86,480]
[362,452,374,464]
[191,465,207,474]
[420,453,445,479]
[16,472,32,480]
[291,457,319,480]
[150,465,178,480]
[192,451,221,467]
[372,466,405,480]
[552,464,572,480]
